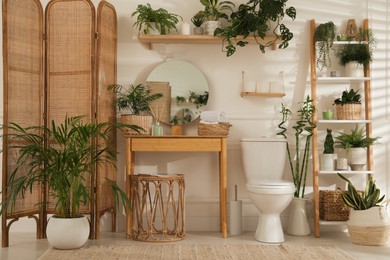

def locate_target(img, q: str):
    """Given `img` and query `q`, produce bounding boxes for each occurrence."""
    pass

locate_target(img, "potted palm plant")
[110,84,163,135]
[196,0,235,35]
[335,125,379,170]
[131,3,182,35]
[333,88,362,120]
[277,96,316,236]
[337,173,390,246]
[0,116,130,249]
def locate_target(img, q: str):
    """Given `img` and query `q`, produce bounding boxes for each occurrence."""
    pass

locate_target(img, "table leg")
[219,138,227,238]
[125,138,133,239]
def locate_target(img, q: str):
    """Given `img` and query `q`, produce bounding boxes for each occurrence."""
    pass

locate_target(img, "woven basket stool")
[130,174,185,242]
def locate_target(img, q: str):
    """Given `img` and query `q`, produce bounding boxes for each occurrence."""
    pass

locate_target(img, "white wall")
[1,0,389,235]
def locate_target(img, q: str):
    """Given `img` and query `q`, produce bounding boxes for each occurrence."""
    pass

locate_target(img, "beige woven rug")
[38,244,355,260]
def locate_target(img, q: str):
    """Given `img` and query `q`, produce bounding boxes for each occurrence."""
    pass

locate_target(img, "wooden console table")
[124,135,228,238]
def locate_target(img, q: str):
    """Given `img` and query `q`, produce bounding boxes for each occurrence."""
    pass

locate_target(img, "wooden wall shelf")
[240,92,286,98]
[138,35,280,50]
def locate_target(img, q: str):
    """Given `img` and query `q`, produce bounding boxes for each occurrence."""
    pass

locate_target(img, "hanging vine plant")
[314,21,337,70]
[214,0,296,57]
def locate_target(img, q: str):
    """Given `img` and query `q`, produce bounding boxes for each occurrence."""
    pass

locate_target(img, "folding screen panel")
[45,0,95,218]
[2,0,44,247]
[95,0,117,239]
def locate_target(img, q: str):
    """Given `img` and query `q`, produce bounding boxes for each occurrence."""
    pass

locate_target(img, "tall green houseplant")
[0,116,130,218]
[277,96,316,198]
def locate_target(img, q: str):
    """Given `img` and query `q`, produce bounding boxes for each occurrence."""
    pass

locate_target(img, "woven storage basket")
[336,103,361,120]
[347,225,390,246]
[197,122,231,136]
[319,190,350,221]
[120,114,152,135]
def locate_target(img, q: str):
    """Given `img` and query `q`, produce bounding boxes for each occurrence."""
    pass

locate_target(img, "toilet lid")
[246,181,295,189]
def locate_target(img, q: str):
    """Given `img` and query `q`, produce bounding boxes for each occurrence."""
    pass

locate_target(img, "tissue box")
[197,122,231,136]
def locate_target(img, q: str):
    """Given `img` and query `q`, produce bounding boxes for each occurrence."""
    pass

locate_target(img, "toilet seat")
[246,181,295,195]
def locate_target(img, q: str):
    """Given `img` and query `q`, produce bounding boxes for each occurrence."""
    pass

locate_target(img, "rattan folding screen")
[2,0,117,246]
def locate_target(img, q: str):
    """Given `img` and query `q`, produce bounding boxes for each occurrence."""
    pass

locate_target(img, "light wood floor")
[0,231,389,260]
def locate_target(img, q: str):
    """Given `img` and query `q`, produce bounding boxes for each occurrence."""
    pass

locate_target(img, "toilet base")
[254,213,285,243]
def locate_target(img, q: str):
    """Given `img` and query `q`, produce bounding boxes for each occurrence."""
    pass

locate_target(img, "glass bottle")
[152,121,163,136]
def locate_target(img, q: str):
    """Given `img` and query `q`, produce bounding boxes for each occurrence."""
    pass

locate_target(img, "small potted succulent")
[335,125,379,170]
[110,84,163,135]
[320,129,336,171]
[333,88,362,120]
[131,3,182,35]
[191,12,205,35]
[196,0,235,35]
[338,173,389,246]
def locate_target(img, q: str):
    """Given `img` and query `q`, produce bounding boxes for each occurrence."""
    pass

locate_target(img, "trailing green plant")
[131,3,182,34]
[314,21,337,70]
[336,28,375,67]
[333,89,361,105]
[196,0,235,21]
[277,96,316,198]
[337,173,385,210]
[323,128,334,154]
[214,0,296,57]
[335,125,379,149]
[0,116,130,218]
[110,84,163,115]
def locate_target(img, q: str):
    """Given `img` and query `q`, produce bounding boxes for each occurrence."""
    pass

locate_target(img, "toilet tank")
[240,137,287,183]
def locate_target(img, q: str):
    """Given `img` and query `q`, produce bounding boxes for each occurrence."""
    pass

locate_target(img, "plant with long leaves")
[314,21,337,70]
[214,0,296,57]
[0,116,130,218]
[337,173,385,210]
[277,96,316,198]
[335,124,379,149]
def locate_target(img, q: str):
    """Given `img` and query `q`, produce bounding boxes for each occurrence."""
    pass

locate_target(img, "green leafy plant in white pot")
[131,3,182,35]
[320,129,336,171]
[196,0,235,35]
[0,116,131,249]
[277,96,316,236]
[338,173,390,246]
[335,125,379,171]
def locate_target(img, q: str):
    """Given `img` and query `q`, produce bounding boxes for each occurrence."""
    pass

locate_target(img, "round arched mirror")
[146,60,209,125]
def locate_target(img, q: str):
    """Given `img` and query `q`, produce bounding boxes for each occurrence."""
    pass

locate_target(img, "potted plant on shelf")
[335,125,379,171]
[314,21,337,73]
[110,84,163,135]
[191,12,205,35]
[337,173,390,246]
[320,129,336,171]
[196,0,235,35]
[333,88,362,120]
[277,96,316,236]
[0,116,130,249]
[214,0,296,57]
[335,28,375,77]
[131,3,182,35]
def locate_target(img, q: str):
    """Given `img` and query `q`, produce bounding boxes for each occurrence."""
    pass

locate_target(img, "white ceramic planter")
[347,147,366,170]
[320,154,336,171]
[46,215,90,249]
[204,21,221,35]
[345,62,364,77]
[287,198,310,236]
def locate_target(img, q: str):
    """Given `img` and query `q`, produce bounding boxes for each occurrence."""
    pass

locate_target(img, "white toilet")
[240,137,295,243]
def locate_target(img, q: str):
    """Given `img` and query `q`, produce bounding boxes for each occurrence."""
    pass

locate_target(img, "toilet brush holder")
[229,185,242,235]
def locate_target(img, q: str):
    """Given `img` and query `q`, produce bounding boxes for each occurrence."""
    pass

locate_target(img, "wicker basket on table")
[120,114,152,135]
[197,122,231,136]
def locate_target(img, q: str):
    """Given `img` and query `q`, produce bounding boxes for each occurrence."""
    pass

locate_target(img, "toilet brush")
[229,185,242,235]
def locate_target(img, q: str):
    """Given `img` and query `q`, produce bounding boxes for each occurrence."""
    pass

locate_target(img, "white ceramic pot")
[46,215,90,249]
[147,22,160,35]
[320,154,336,171]
[287,198,310,236]
[345,62,364,77]
[204,21,221,35]
[347,147,366,170]
[347,200,390,246]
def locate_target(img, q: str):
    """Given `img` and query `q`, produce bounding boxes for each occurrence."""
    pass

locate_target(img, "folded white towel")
[200,111,225,122]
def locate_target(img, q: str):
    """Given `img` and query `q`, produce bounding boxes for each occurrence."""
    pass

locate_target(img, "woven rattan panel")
[2,0,43,216]
[45,0,95,213]
[96,1,117,218]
